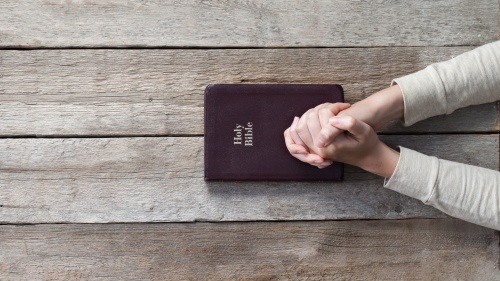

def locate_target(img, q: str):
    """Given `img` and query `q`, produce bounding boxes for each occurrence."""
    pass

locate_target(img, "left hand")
[284,102,351,168]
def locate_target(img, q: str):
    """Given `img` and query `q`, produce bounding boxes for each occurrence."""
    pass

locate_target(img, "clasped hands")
[283,85,404,178]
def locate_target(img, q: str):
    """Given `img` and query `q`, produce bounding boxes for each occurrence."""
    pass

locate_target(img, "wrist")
[343,85,404,130]
[359,142,400,178]
[371,85,404,128]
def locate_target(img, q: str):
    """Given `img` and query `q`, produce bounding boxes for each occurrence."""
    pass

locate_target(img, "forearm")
[385,147,500,230]
[338,85,404,130]
[393,41,500,126]
[342,41,500,129]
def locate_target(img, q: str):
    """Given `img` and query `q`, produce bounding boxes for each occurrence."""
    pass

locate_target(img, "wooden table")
[1,1,499,279]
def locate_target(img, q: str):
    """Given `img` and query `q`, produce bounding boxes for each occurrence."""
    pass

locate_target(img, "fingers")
[298,109,322,148]
[318,125,344,148]
[294,112,314,148]
[284,127,308,154]
[328,102,351,115]
[318,108,333,134]
[292,152,331,168]
[317,103,350,126]
[289,116,306,147]
[302,154,332,169]
[317,103,351,147]
[284,127,332,169]
[329,116,370,139]
[296,102,351,148]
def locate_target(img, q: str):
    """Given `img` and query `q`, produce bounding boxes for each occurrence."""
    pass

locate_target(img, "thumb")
[326,102,351,115]
[318,125,344,148]
[329,116,370,138]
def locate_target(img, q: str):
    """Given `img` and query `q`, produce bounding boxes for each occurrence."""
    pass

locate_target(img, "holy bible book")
[204,84,344,181]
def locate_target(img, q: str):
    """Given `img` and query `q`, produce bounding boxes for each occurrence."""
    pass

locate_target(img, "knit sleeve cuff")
[383,146,440,203]
[391,65,447,127]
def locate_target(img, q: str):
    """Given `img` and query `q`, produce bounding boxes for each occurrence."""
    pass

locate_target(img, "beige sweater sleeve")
[384,41,500,230]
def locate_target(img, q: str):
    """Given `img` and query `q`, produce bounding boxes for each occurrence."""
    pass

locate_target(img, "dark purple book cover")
[204,84,344,181]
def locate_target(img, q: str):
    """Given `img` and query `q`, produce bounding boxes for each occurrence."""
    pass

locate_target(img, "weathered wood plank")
[0,135,497,223]
[0,0,497,48]
[0,220,498,280]
[0,47,497,136]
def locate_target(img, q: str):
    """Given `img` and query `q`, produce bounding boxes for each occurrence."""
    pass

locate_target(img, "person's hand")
[322,116,399,178]
[318,116,400,178]
[286,84,404,169]
[317,84,404,148]
[283,102,351,169]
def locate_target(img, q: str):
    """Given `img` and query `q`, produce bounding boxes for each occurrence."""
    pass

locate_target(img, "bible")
[204,84,344,181]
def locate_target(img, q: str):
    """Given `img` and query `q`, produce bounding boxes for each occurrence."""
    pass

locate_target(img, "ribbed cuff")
[391,65,447,127]
[383,146,439,203]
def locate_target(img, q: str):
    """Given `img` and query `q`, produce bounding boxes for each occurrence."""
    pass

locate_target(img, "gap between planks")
[0,219,498,280]
[0,45,491,50]
[0,134,497,223]
[1,47,498,136]
[0,131,498,139]
[0,0,497,47]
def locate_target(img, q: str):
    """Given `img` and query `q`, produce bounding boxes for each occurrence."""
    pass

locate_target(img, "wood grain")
[0,220,498,280]
[0,135,497,223]
[0,47,497,136]
[0,0,497,48]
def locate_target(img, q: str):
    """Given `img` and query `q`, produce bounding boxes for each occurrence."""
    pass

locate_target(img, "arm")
[286,112,500,230]
[284,87,404,169]
[317,84,404,147]
[285,41,500,230]
[288,41,500,161]
[285,115,400,178]
[395,40,500,126]
[385,41,500,230]
[385,147,500,231]
[317,40,500,148]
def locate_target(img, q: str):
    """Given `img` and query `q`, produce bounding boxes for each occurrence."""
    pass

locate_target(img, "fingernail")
[313,160,323,164]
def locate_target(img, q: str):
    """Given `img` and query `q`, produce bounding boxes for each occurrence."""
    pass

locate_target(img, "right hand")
[285,84,404,169]
[286,113,400,178]
[284,102,351,169]
[317,84,405,148]
[325,115,400,178]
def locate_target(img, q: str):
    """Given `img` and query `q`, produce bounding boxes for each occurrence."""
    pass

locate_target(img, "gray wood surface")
[0,135,497,223]
[1,0,499,279]
[0,47,497,136]
[1,219,498,280]
[0,0,497,48]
